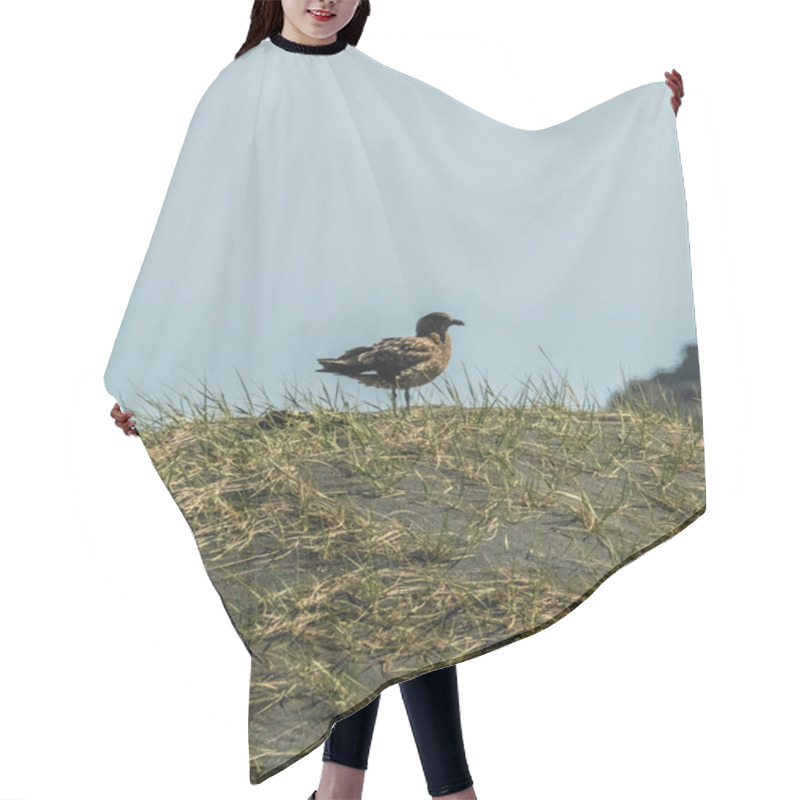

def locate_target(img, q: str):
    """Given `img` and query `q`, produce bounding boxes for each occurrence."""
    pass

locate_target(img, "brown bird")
[316,312,465,411]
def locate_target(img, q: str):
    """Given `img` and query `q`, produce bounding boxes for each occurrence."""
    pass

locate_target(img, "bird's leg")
[391,386,398,416]
[405,388,411,411]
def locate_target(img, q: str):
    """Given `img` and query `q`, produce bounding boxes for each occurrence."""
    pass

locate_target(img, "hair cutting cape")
[104,32,705,785]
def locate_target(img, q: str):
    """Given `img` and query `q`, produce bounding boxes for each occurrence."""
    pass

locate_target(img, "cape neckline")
[269,31,349,56]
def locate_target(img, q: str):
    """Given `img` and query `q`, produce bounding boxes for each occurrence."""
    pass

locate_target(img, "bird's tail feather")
[316,359,364,376]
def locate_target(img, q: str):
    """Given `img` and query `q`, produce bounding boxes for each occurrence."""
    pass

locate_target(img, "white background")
[1,1,796,798]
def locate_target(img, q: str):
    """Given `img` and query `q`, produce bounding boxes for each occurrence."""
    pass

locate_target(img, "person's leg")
[400,665,476,798]
[315,694,381,800]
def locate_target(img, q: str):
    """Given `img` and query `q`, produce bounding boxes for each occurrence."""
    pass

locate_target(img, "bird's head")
[416,312,465,338]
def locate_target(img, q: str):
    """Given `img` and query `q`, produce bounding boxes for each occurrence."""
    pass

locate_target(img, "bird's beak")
[451,319,465,326]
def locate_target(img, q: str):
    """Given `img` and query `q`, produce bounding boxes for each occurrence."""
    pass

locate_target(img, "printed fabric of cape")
[104,32,705,785]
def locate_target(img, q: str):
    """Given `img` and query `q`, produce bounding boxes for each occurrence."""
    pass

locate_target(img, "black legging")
[323,664,474,797]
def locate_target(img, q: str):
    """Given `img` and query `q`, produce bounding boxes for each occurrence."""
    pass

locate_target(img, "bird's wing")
[329,345,373,364]
[363,336,436,372]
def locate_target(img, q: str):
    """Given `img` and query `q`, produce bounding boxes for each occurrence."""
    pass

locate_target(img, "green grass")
[132,370,704,779]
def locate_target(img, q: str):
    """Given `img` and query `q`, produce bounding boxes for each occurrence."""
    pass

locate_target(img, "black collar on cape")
[269,30,349,55]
